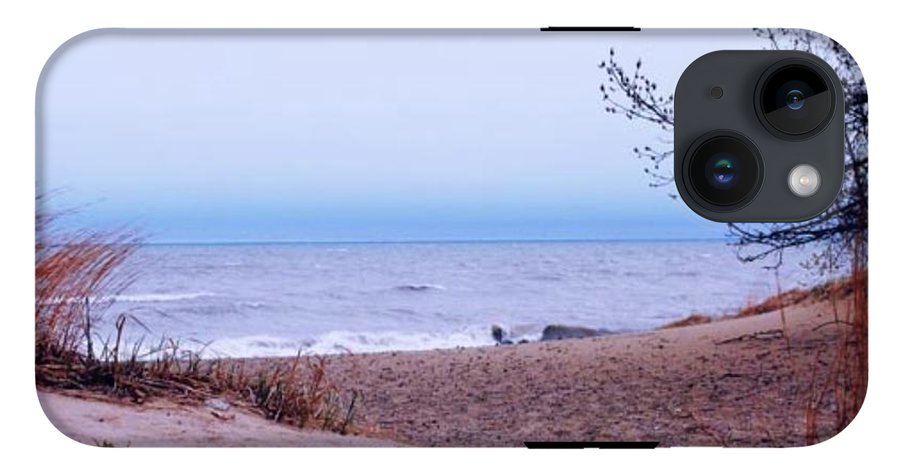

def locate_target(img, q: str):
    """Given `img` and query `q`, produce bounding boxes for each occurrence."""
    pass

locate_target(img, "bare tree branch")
[600,30,867,267]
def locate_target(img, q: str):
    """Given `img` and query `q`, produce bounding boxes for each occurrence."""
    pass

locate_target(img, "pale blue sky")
[39,30,765,243]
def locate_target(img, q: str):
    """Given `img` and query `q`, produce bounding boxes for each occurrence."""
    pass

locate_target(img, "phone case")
[35,28,868,447]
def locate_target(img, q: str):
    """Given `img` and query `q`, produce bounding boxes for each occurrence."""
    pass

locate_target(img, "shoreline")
[252,286,858,446]
[38,283,860,447]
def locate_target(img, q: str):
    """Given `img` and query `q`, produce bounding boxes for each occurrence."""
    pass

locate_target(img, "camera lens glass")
[708,155,737,188]
[759,63,833,136]
[786,89,805,110]
[687,135,762,209]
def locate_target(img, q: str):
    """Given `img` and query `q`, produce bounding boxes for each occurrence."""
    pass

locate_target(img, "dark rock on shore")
[540,325,612,342]
[491,325,515,345]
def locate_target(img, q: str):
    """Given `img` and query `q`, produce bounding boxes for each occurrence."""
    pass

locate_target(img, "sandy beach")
[38,289,860,447]
[307,290,859,446]
[38,391,397,447]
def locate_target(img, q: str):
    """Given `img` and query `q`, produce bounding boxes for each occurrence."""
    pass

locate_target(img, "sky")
[39,29,766,243]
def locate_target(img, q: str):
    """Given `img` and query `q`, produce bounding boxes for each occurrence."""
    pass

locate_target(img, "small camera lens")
[708,154,738,188]
[786,89,806,110]
[757,61,834,137]
[685,133,763,210]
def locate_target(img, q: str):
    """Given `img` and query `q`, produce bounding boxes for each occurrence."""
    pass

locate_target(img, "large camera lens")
[758,61,834,137]
[685,133,763,210]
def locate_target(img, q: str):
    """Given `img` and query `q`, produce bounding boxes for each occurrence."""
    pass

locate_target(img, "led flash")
[788,164,820,197]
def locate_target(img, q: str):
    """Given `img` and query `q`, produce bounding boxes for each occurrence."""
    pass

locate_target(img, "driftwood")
[715,329,785,345]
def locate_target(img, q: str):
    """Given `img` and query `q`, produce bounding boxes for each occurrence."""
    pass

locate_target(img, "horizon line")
[140,237,732,246]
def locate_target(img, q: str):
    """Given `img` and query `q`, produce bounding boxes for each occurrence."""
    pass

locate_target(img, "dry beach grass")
[35,211,363,443]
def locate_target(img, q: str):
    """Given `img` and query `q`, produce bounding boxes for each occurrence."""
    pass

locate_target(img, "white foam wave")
[202,328,497,358]
[306,328,491,354]
[41,292,216,306]
[112,292,215,303]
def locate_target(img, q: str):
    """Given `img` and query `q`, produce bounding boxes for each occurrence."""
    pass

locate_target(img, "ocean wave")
[112,292,216,303]
[393,284,446,292]
[201,328,497,358]
[41,292,216,306]
[99,323,558,360]
[201,335,311,358]
[306,329,491,354]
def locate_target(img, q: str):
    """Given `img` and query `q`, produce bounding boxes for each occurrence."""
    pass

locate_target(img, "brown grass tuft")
[804,240,867,444]
[657,314,713,330]
[35,206,358,435]
[35,209,138,363]
[732,288,812,318]
[658,275,860,333]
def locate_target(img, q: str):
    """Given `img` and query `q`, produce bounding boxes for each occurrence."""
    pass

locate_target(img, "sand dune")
[318,294,858,446]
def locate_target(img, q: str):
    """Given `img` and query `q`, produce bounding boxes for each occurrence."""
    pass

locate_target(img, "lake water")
[99,240,818,357]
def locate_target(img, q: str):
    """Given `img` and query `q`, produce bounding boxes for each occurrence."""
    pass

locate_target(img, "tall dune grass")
[35,210,138,363]
[35,207,358,435]
[804,238,867,444]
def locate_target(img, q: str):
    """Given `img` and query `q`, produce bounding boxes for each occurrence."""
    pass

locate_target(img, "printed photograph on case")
[36,29,867,447]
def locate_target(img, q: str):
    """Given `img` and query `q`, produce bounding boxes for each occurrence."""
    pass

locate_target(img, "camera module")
[674,50,845,222]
